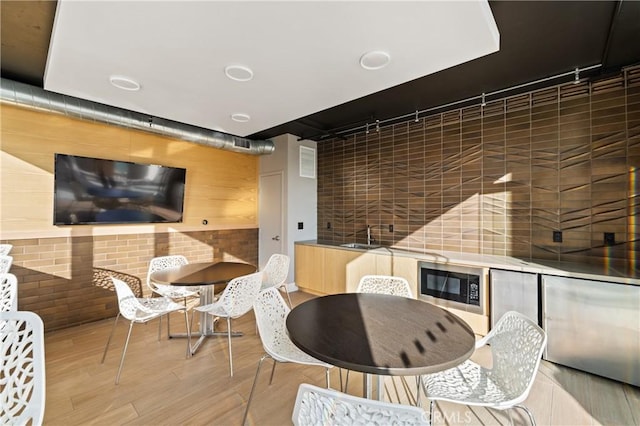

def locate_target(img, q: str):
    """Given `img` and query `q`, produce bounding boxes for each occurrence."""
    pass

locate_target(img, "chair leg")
[242,354,272,426]
[344,369,350,392]
[325,367,331,389]
[189,309,195,336]
[166,310,171,339]
[226,317,234,376]
[281,284,293,308]
[429,400,435,424]
[514,404,536,426]
[268,359,277,385]
[115,320,135,384]
[190,309,196,336]
[183,308,192,358]
[101,313,120,363]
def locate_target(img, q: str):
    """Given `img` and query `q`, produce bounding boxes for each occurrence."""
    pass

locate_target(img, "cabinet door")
[344,251,379,292]
[324,248,359,294]
[390,256,418,298]
[490,269,538,327]
[294,245,324,295]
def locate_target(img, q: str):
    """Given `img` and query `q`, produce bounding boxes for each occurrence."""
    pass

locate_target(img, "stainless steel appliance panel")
[490,269,538,328]
[543,275,640,387]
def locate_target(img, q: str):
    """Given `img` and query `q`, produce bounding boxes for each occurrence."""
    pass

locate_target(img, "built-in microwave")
[418,261,485,315]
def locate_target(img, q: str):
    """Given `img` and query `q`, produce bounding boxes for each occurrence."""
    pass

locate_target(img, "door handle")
[272,236,280,241]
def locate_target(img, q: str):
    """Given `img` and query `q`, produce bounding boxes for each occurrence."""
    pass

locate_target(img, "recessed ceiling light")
[109,75,141,91]
[359,51,391,70]
[231,113,251,123]
[225,65,254,82]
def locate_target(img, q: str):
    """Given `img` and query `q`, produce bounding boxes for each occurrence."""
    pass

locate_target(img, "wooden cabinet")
[294,244,325,295]
[295,244,418,296]
[324,248,360,294]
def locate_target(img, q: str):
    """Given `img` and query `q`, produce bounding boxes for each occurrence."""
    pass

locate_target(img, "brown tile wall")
[2,229,257,331]
[318,66,640,272]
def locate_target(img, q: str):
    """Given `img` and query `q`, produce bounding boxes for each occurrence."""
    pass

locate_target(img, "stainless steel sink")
[340,243,382,249]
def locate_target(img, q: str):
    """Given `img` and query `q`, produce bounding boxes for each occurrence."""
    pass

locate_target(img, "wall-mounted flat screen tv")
[53,154,186,225]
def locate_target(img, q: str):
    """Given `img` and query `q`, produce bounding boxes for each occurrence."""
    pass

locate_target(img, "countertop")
[295,240,640,286]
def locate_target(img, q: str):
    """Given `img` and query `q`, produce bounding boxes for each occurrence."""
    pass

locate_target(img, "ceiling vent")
[234,139,251,149]
[300,146,316,178]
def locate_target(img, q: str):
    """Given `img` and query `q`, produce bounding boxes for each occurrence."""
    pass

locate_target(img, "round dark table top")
[286,293,476,376]
[150,261,256,286]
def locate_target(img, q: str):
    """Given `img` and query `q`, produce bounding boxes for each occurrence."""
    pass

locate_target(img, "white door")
[259,172,283,269]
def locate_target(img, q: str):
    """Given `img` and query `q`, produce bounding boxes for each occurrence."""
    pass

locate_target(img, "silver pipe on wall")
[0,78,275,155]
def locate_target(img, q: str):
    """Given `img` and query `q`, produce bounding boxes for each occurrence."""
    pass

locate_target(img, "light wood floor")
[43,291,639,425]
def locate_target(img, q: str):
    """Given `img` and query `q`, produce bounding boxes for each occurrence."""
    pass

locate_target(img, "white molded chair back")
[421,311,547,425]
[1,273,18,311]
[0,244,12,256]
[292,383,429,426]
[218,272,263,319]
[356,275,413,298]
[0,255,13,274]
[0,311,46,426]
[481,311,547,401]
[115,278,159,321]
[255,287,328,365]
[146,255,196,337]
[254,286,292,360]
[261,254,291,306]
[261,254,289,289]
[146,255,189,294]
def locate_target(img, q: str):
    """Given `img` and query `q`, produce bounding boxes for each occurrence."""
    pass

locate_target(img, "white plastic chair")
[101,277,192,384]
[242,288,333,425]
[193,271,262,376]
[0,255,13,274]
[260,254,291,307]
[292,383,429,426]
[421,311,547,425]
[147,255,198,300]
[147,255,199,336]
[0,310,46,426]
[0,273,18,311]
[356,275,413,298]
[0,244,12,256]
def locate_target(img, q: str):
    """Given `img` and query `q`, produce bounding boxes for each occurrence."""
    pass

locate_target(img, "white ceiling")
[44,1,499,138]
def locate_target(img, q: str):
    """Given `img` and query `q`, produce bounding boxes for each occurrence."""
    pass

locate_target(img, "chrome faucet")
[367,225,375,245]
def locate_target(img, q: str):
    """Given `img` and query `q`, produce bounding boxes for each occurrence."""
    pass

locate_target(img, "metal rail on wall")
[315,63,603,141]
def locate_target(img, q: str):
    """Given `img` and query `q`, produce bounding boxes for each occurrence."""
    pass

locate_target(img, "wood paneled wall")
[0,104,259,330]
[318,66,640,270]
[1,104,258,236]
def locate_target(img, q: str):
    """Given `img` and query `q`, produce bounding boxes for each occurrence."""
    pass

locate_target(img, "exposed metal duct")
[0,78,275,155]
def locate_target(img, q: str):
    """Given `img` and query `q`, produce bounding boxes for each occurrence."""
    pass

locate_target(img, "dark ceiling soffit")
[601,0,624,70]
[301,64,609,142]
[601,0,640,70]
[294,118,347,142]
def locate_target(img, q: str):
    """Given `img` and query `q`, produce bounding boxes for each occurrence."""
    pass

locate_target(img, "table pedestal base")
[189,329,244,354]
[363,374,384,400]
[169,314,245,354]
